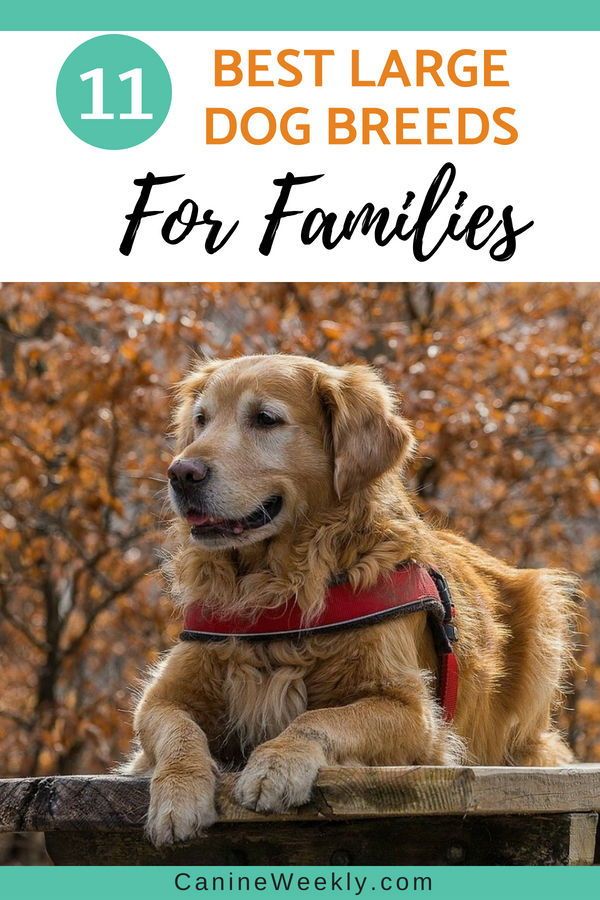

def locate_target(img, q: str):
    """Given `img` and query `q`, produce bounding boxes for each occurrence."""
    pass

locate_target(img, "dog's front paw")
[146,770,218,847]
[234,740,325,813]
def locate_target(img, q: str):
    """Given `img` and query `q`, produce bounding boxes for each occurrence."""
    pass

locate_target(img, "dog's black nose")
[168,458,210,487]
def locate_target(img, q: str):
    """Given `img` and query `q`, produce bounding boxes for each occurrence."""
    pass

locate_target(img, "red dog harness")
[181,563,459,721]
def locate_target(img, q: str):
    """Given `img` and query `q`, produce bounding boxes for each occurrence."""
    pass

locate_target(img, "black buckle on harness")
[429,568,459,645]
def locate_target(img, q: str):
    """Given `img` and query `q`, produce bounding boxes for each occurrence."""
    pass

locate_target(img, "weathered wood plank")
[44,814,589,866]
[309,765,600,819]
[1,766,600,834]
[0,776,149,833]
[568,813,598,865]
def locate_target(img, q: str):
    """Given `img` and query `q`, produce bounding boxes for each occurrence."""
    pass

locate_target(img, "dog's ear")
[316,365,416,499]
[172,360,221,452]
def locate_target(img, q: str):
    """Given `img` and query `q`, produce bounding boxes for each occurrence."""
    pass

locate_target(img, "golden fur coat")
[122,354,577,846]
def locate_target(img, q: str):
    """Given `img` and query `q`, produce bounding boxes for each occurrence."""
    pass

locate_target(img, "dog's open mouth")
[186,495,283,538]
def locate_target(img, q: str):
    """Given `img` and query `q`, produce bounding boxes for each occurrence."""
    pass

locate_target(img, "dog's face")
[168,355,414,550]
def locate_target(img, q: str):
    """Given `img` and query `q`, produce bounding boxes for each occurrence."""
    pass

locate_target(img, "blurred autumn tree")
[0,281,598,779]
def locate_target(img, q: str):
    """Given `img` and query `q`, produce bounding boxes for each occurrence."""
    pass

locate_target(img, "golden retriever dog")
[123,354,577,847]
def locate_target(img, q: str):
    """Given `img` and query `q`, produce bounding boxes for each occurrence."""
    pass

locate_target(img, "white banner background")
[0,32,597,280]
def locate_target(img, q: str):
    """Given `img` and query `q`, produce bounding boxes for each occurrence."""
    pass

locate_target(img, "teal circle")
[56,34,171,149]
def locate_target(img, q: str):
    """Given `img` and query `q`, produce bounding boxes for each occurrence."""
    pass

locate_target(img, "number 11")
[80,67,153,120]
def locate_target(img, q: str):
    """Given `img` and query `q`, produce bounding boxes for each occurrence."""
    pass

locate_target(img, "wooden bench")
[1,766,599,865]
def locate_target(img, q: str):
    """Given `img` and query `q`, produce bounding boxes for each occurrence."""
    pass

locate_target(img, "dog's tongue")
[187,512,245,534]
[187,512,220,526]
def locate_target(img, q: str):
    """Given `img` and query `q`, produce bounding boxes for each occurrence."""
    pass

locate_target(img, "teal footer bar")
[0,866,599,898]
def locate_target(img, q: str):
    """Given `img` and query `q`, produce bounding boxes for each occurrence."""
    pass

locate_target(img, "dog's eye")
[254,410,283,429]
[195,411,206,428]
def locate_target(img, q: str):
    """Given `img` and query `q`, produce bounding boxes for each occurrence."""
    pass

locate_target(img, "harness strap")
[181,563,459,721]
